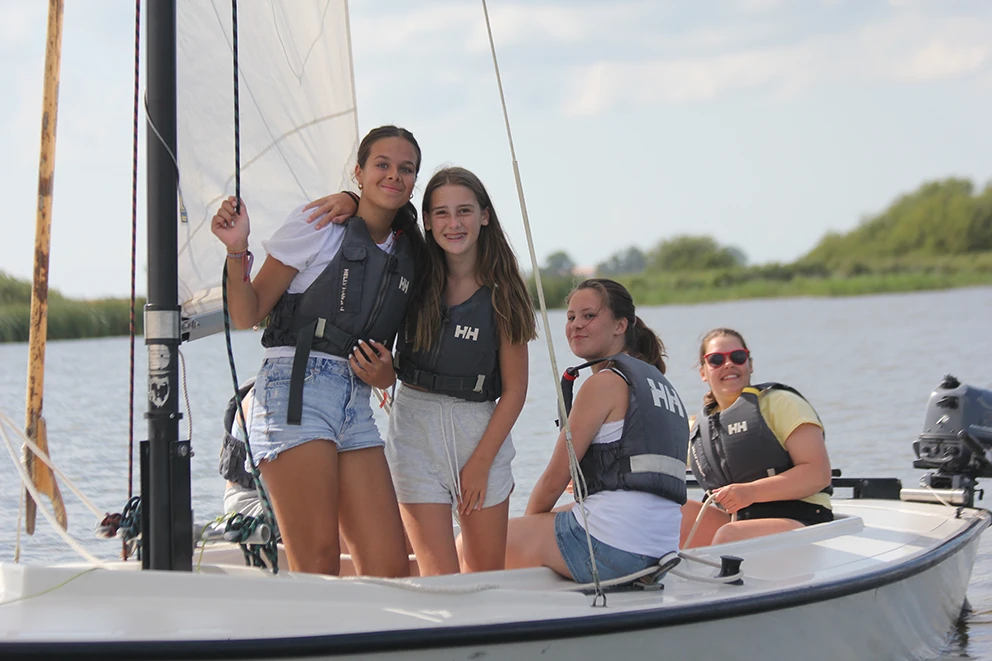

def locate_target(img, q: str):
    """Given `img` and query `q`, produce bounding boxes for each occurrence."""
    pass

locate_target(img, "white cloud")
[564,11,992,115]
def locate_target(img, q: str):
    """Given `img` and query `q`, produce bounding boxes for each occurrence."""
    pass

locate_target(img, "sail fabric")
[175,0,358,339]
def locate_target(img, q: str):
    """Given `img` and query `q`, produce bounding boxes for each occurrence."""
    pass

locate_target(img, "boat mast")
[144,0,192,571]
[23,0,68,538]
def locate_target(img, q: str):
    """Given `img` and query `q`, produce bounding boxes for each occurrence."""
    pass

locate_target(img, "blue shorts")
[247,355,383,465]
[554,510,659,583]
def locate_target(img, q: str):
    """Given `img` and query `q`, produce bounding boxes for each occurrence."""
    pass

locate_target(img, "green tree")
[543,251,575,277]
[596,247,646,276]
[649,235,745,271]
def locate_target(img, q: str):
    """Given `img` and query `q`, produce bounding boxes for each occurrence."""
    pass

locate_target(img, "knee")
[712,523,747,546]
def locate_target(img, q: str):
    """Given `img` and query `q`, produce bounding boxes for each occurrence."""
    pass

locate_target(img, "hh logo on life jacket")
[398,277,409,293]
[647,378,685,418]
[454,325,480,341]
[727,421,748,435]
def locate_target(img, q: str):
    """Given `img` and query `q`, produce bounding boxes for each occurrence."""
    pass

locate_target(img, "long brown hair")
[411,167,536,351]
[567,278,667,373]
[698,327,750,411]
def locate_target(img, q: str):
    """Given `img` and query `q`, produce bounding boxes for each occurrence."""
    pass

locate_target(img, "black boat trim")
[4,509,988,660]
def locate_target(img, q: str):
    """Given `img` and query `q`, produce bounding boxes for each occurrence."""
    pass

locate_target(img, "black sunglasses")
[704,349,750,368]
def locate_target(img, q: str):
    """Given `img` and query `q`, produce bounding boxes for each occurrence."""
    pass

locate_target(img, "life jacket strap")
[404,367,486,394]
[287,319,317,425]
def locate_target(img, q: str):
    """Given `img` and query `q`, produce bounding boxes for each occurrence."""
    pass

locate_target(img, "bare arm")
[458,336,529,515]
[712,423,832,512]
[211,196,298,329]
[304,192,359,229]
[525,370,627,515]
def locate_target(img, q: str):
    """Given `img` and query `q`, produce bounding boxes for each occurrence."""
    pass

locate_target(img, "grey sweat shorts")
[386,384,515,510]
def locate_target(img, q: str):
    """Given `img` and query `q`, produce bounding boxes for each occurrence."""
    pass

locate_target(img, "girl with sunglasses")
[681,328,833,548]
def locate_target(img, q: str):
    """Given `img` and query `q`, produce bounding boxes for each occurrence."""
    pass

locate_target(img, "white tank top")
[572,419,682,557]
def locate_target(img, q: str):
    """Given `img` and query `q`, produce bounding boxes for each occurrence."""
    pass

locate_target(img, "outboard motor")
[912,375,992,507]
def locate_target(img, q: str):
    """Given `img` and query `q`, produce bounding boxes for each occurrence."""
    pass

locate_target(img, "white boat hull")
[0,499,986,661]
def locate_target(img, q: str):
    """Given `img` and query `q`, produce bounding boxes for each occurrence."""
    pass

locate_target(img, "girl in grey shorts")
[315,167,536,575]
[386,167,536,575]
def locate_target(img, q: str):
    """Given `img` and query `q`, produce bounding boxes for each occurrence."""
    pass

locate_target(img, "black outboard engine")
[913,375,992,507]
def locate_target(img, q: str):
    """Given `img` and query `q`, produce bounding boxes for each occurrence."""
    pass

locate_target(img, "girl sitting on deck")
[681,327,833,548]
[503,279,689,583]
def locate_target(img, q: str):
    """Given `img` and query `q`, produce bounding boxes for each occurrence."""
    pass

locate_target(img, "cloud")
[564,11,992,115]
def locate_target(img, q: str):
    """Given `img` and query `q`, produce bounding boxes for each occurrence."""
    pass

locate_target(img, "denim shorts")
[554,510,659,583]
[247,355,383,465]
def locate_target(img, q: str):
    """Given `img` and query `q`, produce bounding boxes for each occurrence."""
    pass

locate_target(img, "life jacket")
[562,354,689,504]
[689,382,831,495]
[395,285,501,402]
[261,218,416,424]
[218,379,256,490]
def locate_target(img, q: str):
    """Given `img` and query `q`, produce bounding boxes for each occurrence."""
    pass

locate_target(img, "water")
[1,287,991,657]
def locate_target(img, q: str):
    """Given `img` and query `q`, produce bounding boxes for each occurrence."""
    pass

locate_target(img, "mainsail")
[175,0,358,340]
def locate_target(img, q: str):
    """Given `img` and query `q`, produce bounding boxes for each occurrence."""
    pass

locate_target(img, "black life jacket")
[261,218,416,424]
[218,379,256,490]
[395,285,501,402]
[563,354,689,504]
[689,382,831,495]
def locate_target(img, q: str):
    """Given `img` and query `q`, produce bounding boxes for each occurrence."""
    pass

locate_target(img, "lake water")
[1,286,991,658]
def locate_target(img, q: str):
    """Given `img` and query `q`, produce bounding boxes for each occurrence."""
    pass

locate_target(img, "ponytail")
[627,315,667,374]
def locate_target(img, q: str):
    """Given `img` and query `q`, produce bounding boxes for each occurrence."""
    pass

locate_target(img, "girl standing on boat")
[681,328,833,548]
[504,279,689,583]
[210,125,426,576]
[307,167,536,575]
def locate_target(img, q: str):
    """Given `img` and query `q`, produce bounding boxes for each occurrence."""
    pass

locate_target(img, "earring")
[358,183,363,190]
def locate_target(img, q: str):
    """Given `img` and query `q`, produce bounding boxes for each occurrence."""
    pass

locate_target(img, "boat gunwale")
[3,506,988,660]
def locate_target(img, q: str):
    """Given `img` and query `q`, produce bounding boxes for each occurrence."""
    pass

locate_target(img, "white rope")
[683,491,719,549]
[480,0,604,603]
[178,348,193,439]
[0,413,107,567]
[15,479,24,563]
[0,410,104,518]
[922,484,957,508]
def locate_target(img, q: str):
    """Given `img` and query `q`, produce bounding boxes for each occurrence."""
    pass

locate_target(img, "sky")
[2,0,992,299]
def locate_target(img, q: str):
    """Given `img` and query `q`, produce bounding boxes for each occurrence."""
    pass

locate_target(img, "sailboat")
[2,2,991,660]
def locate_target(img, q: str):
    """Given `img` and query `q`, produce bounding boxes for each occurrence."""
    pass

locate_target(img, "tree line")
[530,177,992,307]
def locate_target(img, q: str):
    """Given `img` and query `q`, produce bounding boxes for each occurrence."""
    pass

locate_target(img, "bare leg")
[712,518,804,544]
[505,513,572,579]
[457,497,510,573]
[680,499,732,549]
[258,440,339,575]
[399,503,460,576]
[337,446,408,577]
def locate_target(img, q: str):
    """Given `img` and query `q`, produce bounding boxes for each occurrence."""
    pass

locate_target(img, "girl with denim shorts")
[505,279,688,583]
[306,167,536,575]
[210,126,427,576]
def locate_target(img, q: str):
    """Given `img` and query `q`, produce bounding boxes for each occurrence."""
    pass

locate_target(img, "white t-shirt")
[572,419,682,557]
[261,205,397,360]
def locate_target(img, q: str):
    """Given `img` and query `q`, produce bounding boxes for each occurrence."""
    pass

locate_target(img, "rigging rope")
[220,0,281,572]
[0,414,106,567]
[125,0,140,563]
[480,0,605,606]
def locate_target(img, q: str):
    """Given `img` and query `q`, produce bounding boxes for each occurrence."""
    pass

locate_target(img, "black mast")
[143,0,192,571]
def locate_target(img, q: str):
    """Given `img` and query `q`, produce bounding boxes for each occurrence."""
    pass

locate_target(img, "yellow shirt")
[758,389,831,510]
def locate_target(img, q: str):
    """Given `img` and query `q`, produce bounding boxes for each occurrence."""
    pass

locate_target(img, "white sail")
[175,0,358,340]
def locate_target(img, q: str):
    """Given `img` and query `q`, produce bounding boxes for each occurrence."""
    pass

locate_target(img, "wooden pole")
[24,0,68,534]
